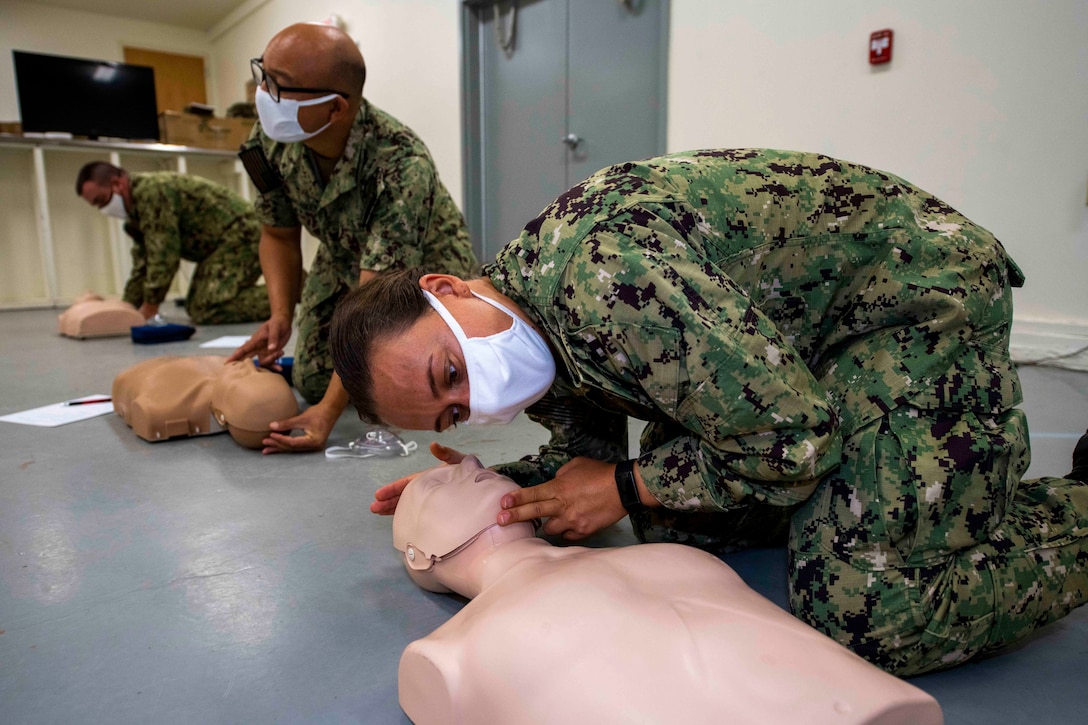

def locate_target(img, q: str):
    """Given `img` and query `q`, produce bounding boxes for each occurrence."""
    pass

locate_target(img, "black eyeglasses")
[250,58,350,103]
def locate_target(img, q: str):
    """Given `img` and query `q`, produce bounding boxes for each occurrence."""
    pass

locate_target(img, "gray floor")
[1,307,1085,725]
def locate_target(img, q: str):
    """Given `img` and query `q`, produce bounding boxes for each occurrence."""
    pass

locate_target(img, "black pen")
[64,398,112,406]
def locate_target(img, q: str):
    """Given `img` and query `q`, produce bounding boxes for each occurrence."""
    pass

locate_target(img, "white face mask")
[255,86,337,143]
[423,289,556,425]
[99,192,127,220]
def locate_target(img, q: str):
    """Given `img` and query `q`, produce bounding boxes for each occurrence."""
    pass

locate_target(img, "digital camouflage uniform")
[486,148,1088,676]
[246,100,478,403]
[123,172,269,325]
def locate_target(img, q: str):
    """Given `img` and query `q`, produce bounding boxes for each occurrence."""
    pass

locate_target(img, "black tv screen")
[13,50,160,141]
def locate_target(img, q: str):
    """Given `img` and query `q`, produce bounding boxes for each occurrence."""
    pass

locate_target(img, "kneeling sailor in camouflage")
[329,148,1088,676]
[227,22,477,454]
[76,162,270,325]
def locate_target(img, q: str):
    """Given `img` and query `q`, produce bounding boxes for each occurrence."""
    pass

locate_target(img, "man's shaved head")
[263,23,366,99]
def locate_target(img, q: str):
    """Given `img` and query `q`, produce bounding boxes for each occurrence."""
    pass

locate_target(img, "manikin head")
[75,162,131,220]
[392,456,535,597]
[209,361,301,448]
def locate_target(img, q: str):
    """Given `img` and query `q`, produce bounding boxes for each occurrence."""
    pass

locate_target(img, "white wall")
[2,0,1084,367]
[0,1,212,122]
[0,0,464,304]
[0,2,215,305]
[207,0,465,204]
[668,0,1088,366]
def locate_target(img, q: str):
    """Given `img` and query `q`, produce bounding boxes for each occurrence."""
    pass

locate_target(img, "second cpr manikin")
[112,355,298,449]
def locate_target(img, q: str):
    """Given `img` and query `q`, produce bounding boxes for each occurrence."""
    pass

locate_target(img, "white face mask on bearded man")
[99,191,128,220]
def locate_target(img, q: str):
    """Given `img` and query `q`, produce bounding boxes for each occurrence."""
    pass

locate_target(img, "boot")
[1067,429,1088,482]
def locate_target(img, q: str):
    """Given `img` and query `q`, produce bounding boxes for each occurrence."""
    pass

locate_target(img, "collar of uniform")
[315,99,373,209]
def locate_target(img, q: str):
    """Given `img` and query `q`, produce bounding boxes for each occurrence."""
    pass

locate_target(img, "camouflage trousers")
[291,246,352,404]
[184,225,270,325]
[634,406,1088,676]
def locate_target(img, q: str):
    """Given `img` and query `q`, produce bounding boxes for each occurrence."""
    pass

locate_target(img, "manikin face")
[392,456,529,592]
[210,361,300,448]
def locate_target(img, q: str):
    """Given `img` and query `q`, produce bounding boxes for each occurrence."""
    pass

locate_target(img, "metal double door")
[462,0,669,261]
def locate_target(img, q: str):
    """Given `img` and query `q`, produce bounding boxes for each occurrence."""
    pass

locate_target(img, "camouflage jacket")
[247,99,477,287]
[487,149,1024,512]
[124,172,258,306]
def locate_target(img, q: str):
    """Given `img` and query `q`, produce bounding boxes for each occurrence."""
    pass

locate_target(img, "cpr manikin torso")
[393,457,944,725]
[58,291,145,338]
[112,355,298,448]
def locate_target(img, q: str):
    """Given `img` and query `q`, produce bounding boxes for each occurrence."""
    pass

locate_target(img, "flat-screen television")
[13,50,160,141]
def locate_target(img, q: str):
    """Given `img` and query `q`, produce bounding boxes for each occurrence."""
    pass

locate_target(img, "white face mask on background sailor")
[99,191,128,220]
[422,290,556,425]
[255,86,337,143]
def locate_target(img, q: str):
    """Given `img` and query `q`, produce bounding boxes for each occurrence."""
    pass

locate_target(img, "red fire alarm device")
[870,29,893,65]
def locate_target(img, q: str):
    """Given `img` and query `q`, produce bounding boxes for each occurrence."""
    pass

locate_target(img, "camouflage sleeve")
[253,186,299,229]
[122,223,146,307]
[628,270,842,512]
[490,392,629,487]
[546,227,843,513]
[132,186,183,306]
[356,155,437,272]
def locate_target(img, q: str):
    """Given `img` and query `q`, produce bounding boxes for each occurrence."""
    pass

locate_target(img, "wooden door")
[123,47,207,114]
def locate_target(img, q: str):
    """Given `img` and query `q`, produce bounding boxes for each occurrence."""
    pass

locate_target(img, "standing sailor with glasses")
[228,22,478,455]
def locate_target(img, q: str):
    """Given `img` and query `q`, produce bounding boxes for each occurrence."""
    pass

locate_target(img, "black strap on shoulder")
[237,140,284,195]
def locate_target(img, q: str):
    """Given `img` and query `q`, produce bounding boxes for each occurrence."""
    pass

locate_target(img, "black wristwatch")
[615,459,646,515]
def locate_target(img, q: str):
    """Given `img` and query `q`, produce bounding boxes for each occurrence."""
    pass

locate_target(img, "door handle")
[561,133,582,149]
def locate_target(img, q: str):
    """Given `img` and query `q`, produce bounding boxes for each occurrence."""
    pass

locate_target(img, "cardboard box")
[158,112,254,151]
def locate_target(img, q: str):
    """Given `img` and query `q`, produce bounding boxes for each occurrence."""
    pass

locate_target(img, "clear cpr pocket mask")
[325,427,418,459]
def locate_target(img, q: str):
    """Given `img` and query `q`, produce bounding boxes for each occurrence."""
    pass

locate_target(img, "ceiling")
[23,0,254,32]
